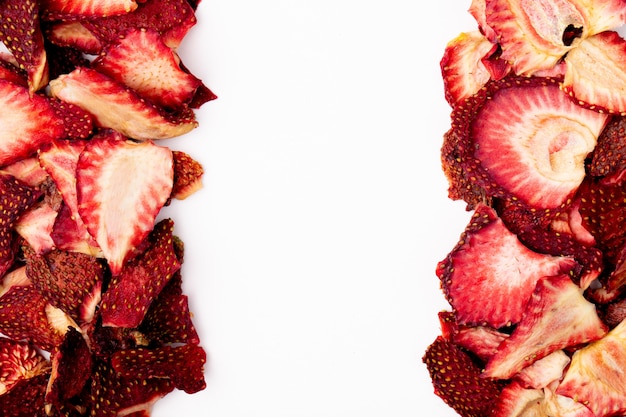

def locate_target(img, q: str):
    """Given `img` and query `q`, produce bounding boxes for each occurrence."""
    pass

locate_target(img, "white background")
[155,1,476,416]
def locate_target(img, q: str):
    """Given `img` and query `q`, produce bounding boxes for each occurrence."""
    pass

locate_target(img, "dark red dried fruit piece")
[0,338,50,395]
[45,41,91,84]
[111,344,207,394]
[0,373,49,417]
[589,115,626,178]
[47,97,94,140]
[0,0,48,93]
[172,150,204,200]
[100,219,182,328]
[23,245,104,322]
[422,336,502,417]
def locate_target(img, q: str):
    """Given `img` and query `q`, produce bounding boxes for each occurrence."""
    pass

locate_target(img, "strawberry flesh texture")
[14,202,58,254]
[100,219,181,328]
[171,150,204,200]
[423,336,502,417]
[44,21,103,55]
[0,338,50,395]
[438,203,577,328]
[40,0,138,20]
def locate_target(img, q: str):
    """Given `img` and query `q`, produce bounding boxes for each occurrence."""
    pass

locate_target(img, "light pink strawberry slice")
[92,28,202,110]
[563,31,626,114]
[557,318,626,417]
[15,202,58,255]
[472,78,608,209]
[49,67,198,140]
[40,0,138,19]
[438,204,577,328]
[45,21,103,54]
[515,350,570,390]
[76,137,173,275]
[482,274,607,379]
[493,382,594,417]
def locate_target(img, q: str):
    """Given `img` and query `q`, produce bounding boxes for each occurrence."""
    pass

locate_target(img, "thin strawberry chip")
[44,21,103,55]
[40,0,138,20]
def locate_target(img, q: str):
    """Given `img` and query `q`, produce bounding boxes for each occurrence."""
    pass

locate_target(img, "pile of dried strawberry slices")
[0,0,214,416]
[422,1,626,417]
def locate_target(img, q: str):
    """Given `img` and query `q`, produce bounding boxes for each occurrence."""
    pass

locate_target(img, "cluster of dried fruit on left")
[0,0,214,416]
[424,0,626,417]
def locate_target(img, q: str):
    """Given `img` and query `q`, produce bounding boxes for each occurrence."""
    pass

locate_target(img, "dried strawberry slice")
[76,138,173,274]
[0,373,49,417]
[515,350,570,390]
[44,21,103,55]
[171,150,204,200]
[483,274,607,379]
[0,0,48,93]
[92,28,202,110]
[100,219,181,328]
[14,202,58,254]
[423,336,502,417]
[0,338,50,395]
[49,67,198,141]
[111,344,207,394]
[589,115,626,177]
[438,204,577,328]
[40,0,138,20]
[563,31,626,114]
[47,98,94,140]
[556,318,626,416]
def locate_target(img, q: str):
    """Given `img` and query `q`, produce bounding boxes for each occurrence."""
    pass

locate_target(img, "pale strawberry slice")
[515,350,570,390]
[470,76,607,209]
[493,382,594,417]
[49,67,198,140]
[482,274,607,379]
[0,0,48,93]
[14,202,58,255]
[438,204,577,328]
[40,0,138,20]
[0,338,50,396]
[556,318,626,417]
[469,0,497,42]
[76,138,173,274]
[441,30,495,106]
[563,31,626,114]
[0,80,65,166]
[485,0,586,74]
[44,21,103,55]
[92,28,202,110]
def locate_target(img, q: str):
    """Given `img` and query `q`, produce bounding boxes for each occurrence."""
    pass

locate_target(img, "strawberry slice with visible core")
[76,138,173,274]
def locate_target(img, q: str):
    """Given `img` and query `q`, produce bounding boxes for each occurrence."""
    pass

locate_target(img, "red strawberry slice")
[589,115,626,178]
[100,219,181,328]
[483,274,607,379]
[440,30,495,106]
[0,0,48,93]
[0,338,50,396]
[556,318,626,417]
[50,203,101,256]
[563,31,626,114]
[0,80,65,166]
[49,67,198,141]
[171,150,204,200]
[92,28,202,110]
[40,0,138,20]
[515,350,570,390]
[44,21,103,54]
[0,373,49,417]
[438,204,577,328]
[14,202,58,255]
[0,157,49,188]
[423,336,502,417]
[111,344,207,394]
[76,138,173,274]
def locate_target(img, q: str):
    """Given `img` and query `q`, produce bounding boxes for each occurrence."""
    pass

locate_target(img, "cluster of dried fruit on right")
[424,1,626,416]
[0,0,215,416]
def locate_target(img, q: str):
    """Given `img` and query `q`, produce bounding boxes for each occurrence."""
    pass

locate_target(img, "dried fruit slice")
[438,204,577,328]
[493,382,594,417]
[0,373,49,417]
[92,28,202,110]
[76,138,173,274]
[49,67,198,140]
[482,274,607,379]
[172,150,204,200]
[589,115,626,177]
[557,318,626,416]
[423,336,502,417]
[0,0,48,93]
[40,0,138,20]
[14,202,58,254]
[47,97,93,140]
[100,219,181,327]
[0,338,50,395]
[515,350,570,389]
[563,30,626,114]
[44,21,103,55]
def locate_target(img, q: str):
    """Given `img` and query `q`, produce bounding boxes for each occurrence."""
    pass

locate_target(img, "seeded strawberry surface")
[0,1,212,414]
[427,1,626,416]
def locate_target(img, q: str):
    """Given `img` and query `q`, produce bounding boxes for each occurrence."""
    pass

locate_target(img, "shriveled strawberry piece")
[423,336,502,417]
[470,77,607,209]
[515,350,570,389]
[92,28,202,110]
[469,0,497,42]
[50,203,101,256]
[483,274,607,379]
[44,21,103,55]
[100,219,181,328]
[23,245,104,322]
[0,80,65,166]
[557,318,626,416]
[82,0,197,49]
[563,31,626,114]
[45,327,92,413]
[15,202,58,254]
[0,0,48,93]
[485,0,586,75]
[0,373,49,417]
[440,30,494,106]
[0,338,50,395]
[76,139,173,274]
[49,67,198,140]
[493,382,594,417]
[45,41,91,81]
[172,150,204,200]
[40,0,138,20]
[88,359,175,417]
[438,204,577,328]
[0,157,49,188]
[111,344,207,394]
[188,81,219,108]
[589,115,626,177]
